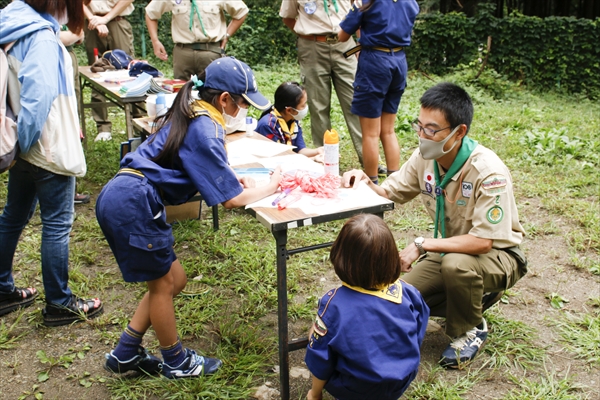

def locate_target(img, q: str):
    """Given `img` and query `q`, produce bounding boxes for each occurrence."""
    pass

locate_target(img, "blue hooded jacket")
[0,0,71,154]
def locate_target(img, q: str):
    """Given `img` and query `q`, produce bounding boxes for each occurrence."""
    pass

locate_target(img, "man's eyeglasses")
[411,122,452,138]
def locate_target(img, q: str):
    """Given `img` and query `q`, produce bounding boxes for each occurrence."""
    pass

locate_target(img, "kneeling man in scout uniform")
[343,82,528,368]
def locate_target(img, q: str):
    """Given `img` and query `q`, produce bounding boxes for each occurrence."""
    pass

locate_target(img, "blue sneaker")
[439,318,488,369]
[162,348,222,379]
[105,346,163,374]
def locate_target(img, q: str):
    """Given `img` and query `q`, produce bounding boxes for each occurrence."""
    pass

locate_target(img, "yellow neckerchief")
[190,99,225,135]
[341,279,403,304]
[271,108,296,146]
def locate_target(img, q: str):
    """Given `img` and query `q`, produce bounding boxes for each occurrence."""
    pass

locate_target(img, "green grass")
[1,61,599,399]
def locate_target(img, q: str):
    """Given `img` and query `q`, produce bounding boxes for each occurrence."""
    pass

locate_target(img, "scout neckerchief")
[190,99,225,133]
[323,0,339,15]
[341,279,403,304]
[271,108,296,146]
[190,0,208,37]
[433,137,478,238]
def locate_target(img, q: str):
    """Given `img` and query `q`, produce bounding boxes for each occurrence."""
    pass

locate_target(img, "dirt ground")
[0,195,599,400]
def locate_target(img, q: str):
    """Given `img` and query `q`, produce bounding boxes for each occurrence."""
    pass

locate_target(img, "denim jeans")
[0,158,74,306]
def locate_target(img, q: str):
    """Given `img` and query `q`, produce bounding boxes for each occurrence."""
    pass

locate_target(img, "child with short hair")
[256,81,323,159]
[338,0,419,184]
[96,57,281,378]
[306,214,429,400]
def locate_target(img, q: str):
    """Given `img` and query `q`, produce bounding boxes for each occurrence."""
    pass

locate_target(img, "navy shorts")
[96,173,176,283]
[324,369,416,400]
[351,49,408,118]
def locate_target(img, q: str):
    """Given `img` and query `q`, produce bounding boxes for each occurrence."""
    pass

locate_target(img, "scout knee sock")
[161,339,186,367]
[386,170,398,177]
[368,175,378,185]
[112,325,144,360]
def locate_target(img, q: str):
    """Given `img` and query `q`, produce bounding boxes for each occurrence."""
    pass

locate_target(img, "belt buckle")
[325,35,338,44]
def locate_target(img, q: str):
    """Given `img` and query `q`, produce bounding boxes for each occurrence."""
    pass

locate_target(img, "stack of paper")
[120,72,152,97]
[119,73,170,97]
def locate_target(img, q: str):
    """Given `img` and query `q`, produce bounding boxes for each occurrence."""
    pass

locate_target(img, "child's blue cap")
[204,57,271,111]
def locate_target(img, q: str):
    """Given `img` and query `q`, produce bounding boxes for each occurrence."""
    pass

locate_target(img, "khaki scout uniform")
[280,0,363,164]
[146,0,248,80]
[85,0,136,133]
[381,144,527,337]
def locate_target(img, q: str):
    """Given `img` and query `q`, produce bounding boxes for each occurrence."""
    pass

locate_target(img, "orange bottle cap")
[324,129,339,144]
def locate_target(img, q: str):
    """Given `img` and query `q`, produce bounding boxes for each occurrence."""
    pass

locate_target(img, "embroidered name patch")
[487,206,504,224]
[461,182,473,198]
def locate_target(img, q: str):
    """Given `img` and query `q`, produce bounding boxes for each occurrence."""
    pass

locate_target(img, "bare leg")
[380,112,400,172]
[359,116,382,179]
[128,259,187,343]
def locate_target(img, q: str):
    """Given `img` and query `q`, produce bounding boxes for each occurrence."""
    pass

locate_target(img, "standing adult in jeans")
[84,0,135,141]
[280,0,363,167]
[0,0,103,326]
[145,0,248,80]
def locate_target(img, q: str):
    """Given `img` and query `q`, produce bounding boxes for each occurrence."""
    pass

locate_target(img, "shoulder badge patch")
[482,175,507,190]
[313,315,328,337]
[486,206,504,224]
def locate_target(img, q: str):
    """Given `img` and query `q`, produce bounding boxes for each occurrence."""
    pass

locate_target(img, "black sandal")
[0,287,38,316]
[42,295,103,327]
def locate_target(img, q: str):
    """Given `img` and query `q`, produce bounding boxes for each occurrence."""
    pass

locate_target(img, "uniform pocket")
[128,233,174,271]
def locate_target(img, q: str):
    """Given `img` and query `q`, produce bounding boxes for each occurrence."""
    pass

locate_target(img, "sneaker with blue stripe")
[105,346,163,374]
[439,318,488,369]
[162,348,222,379]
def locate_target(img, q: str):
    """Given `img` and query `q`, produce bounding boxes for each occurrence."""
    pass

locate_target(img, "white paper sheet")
[258,154,325,174]
[227,137,293,158]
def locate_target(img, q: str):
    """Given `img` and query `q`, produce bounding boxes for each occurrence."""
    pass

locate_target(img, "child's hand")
[239,176,256,188]
[306,389,323,400]
[312,154,324,164]
[269,166,282,189]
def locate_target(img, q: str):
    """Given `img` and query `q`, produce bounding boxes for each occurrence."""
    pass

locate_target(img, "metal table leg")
[274,229,290,400]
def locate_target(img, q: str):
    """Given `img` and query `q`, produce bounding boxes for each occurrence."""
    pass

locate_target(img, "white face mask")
[291,106,308,121]
[418,125,461,160]
[223,103,248,134]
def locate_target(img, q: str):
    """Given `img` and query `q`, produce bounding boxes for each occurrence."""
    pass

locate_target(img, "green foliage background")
[126,1,598,97]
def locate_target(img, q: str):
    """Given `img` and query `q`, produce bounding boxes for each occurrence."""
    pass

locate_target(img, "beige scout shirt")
[279,0,352,35]
[88,0,134,16]
[146,0,248,44]
[381,145,525,249]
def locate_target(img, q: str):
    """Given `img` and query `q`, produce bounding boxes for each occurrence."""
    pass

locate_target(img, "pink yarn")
[280,171,340,198]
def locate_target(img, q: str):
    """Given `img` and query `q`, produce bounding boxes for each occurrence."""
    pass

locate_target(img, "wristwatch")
[225,32,231,39]
[414,237,426,255]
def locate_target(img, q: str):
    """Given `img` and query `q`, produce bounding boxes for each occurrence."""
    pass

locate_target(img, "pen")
[272,188,292,206]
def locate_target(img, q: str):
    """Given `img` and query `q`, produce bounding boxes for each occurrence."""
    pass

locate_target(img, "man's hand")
[88,15,109,30]
[342,169,369,188]
[151,40,168,61]
[96,24,109,38]
[399,243,420,273]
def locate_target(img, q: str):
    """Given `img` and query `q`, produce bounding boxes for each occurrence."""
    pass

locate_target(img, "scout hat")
[204,57,271,111]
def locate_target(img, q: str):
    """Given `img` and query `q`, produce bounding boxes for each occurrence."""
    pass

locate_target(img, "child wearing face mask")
[96,57,282,379]
[256,81,324,159]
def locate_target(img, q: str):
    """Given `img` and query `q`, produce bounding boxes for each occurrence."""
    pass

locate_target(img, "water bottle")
[246,116,256,137]
[323,129,339,176]
[155,93,167,117]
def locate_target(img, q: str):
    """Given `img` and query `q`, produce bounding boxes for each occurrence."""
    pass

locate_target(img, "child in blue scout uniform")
[96,57,282,378]
[256,81,323,159]
[305,214,429,400]
[338,0,419,184]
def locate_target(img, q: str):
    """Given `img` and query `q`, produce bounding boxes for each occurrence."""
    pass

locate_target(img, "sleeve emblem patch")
[486,206,504,224]
[313,315,328,337]
[482,176,507,190]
